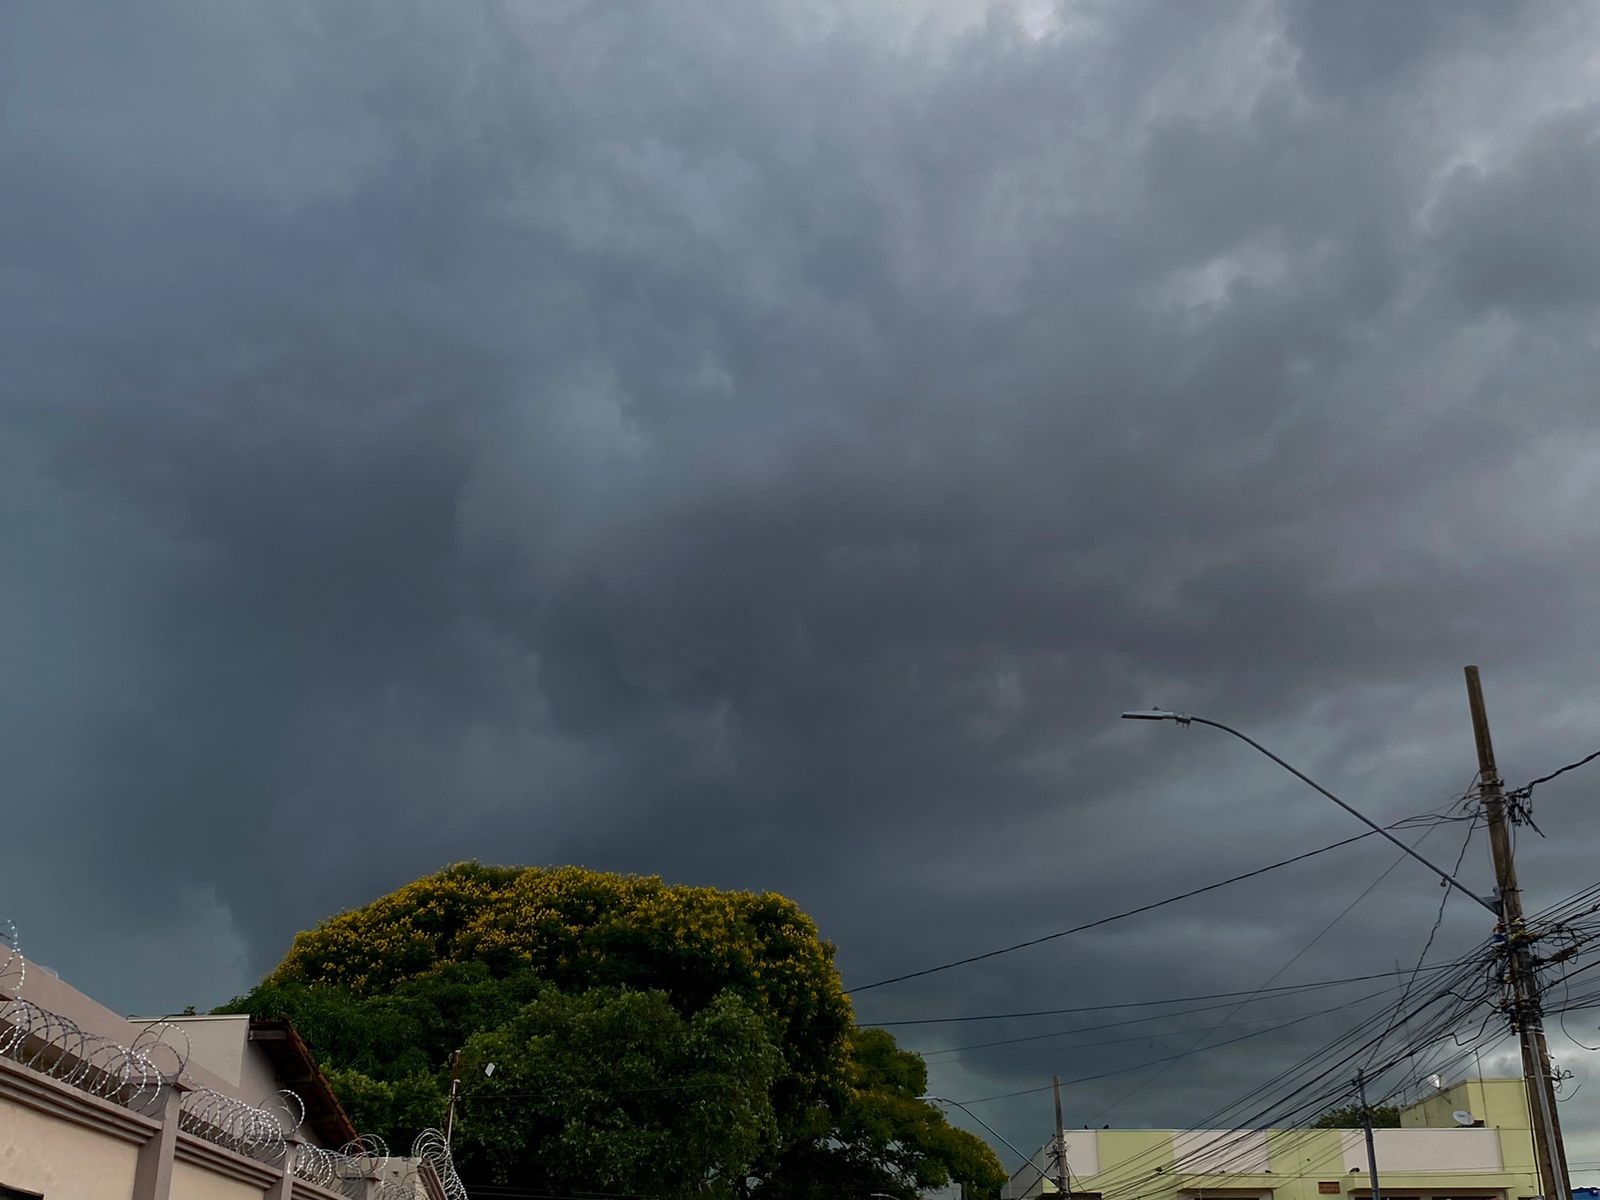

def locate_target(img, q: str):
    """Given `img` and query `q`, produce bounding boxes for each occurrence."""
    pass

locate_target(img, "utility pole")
[1052,1076,1069,1198]
[1465,665,1571,1200]
[444,1049,462,1145]
[1355,1068,1382,1200]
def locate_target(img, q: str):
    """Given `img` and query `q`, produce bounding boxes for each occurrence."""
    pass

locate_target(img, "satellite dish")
[1428,1074,1444,1091]
[1452,1110,1475,1127]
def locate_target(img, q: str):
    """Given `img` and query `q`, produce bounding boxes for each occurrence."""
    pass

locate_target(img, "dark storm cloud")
[5,0,1600,1170]
[1431,106,1600,316]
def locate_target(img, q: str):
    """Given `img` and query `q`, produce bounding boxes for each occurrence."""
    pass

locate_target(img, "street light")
[1119,708,1496,914]
[444,1051,498,1144]
[924,1095,1036,1164]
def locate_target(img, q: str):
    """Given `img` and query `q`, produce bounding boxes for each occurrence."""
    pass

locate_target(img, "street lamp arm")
[924,1095,1036,1165]
[1120,710,1498,915]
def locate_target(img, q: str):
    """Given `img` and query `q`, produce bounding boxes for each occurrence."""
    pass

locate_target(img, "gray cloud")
[5,0,1600,1174]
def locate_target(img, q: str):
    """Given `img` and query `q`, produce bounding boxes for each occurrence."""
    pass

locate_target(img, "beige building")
[1,944,459,1200]
[1002,1079,1540,1200]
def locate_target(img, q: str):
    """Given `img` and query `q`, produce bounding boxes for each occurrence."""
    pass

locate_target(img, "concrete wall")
[169,1160,269,1200]
[1402,1078,1531,1133]
[151,1017,280,1108]
[1,955,362,1200]
[1345,1128,1502,1172]
[0,1092,141,1200]
[1175,1128,1270,1173]
[161,1018,250,1090]
[1061,1130,1098,1177]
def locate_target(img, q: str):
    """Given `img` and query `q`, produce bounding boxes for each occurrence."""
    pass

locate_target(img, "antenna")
[1452,1110,1475,1127]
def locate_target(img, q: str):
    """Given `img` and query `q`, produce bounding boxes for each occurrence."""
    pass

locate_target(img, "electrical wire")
[946,993,1405,1105]
[1362,811,1480,1074]
[1513,746,1600,795]
[1031,942,1500,1200]
[1089,819,1448,1125]
[1088,955,1501,1200]
[862,963,1467,1028]
[912,983,1420,1059]
[848,830,1385,993]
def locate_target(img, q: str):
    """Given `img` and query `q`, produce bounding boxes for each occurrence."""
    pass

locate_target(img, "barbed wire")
[180,1086,304,1160]
[1,917,21,996]
[415,1127,471,1200]
[0,998,191,1112]
[0,918,193,1113]
[1,914,468,1196]
[373,1164,426,1200]
[296,1134,396,1196]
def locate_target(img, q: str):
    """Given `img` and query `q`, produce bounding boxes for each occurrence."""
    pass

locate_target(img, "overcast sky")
[6,0,1600,1179]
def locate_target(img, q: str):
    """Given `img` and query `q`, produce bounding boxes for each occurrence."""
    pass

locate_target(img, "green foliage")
[1311,1103,1401,1129]
[320,1066,446,1145]
[225,862,1002,1197]
[461,987,783,1194]
[761,1028,1006,1200]
[266,863,853,1119]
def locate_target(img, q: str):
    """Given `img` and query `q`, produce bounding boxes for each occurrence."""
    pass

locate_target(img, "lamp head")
[1120,708,1187,723]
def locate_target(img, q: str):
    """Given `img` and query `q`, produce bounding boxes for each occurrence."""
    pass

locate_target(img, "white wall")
[1061,1131,1099,1177]
[165,1017,250,1089]
[1341,1127,1502,1172]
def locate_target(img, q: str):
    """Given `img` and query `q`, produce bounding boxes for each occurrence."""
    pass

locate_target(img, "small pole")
[1357,1069,1382,1200]
[444,1050,462,1145]
[1052,1076,1068,1198]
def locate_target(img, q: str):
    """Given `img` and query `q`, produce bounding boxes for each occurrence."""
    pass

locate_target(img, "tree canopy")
[223,862,1004,1198]
[1311,1103,1401,1129]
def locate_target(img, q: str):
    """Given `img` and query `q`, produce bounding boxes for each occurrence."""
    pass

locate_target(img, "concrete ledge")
[173,1130,283,1189]
[0,1052,161,1146]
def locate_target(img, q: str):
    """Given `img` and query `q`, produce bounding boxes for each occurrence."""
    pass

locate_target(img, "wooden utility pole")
[1355,1068,1382,1200]
[1052,1075,1069,1198]
[1465,665,1571,1200]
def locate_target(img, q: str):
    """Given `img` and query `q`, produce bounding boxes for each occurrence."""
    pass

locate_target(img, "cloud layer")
[5,0,1600,1171]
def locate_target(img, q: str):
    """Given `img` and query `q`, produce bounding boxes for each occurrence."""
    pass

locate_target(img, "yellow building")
[1003,1079,1539,1200]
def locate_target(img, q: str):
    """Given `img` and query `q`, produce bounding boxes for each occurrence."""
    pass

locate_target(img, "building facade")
[1002,1079,1539,1200]
[1,938,462,1200]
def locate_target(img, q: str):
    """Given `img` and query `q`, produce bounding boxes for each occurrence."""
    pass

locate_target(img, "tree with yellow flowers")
[224,863,1004,1199]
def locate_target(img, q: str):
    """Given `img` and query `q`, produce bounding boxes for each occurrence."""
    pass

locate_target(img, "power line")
[1363,811,1480,1074]
[946,996,1396,1106]
[1514,745,1600,795]
[847,830,1380,993]
[863,962,1467,1027]
[1082,950,1500,1200]
[913,984,1415,1058]
[1089,821,1444,1125]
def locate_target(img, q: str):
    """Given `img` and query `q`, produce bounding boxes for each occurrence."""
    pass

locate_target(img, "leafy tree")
[264,862,853,1135]
[762,1027,1006,1200]
[1311,1103,1401,1129]
[460,986,783,1194]
[223,862,1003,1197]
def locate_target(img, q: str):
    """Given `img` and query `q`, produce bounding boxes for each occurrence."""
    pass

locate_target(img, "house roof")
[246,1016,359,1148]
